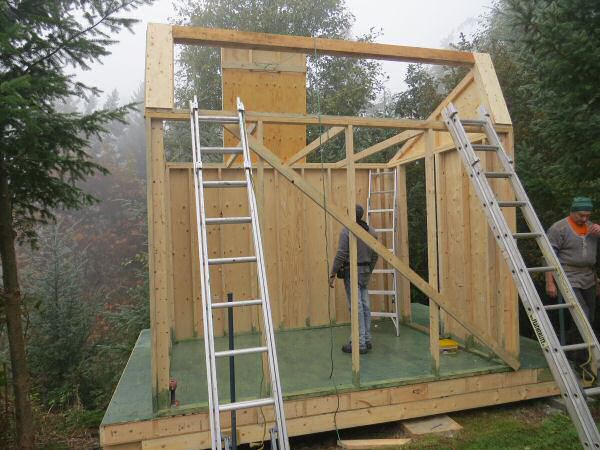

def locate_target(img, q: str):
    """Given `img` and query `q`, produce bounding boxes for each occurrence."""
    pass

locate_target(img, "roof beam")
[171,26,475,66]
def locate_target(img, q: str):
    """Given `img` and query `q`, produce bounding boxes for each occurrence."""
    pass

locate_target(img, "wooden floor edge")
[100,368,557,448]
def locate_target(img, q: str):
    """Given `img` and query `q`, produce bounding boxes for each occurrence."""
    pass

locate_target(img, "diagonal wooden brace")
[228,128,520,370]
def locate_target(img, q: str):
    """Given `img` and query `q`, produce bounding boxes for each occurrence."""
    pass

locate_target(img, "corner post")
[425,129,440,375]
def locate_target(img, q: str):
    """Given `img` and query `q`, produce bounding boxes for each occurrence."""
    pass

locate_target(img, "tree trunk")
[0,159,35,449]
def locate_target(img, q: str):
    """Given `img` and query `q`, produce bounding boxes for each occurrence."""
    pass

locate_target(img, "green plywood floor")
[102,304,548,426]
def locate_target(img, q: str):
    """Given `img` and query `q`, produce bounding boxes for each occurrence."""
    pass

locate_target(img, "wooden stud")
[146,118,171,409]
[425,130,440,375]
[396,165,411,322]
[346,125,360,385]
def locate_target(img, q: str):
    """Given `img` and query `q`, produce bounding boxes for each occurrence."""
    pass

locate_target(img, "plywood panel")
[221,49,307,162]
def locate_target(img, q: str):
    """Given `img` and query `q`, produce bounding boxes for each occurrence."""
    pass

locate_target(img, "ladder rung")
[215,346,268,358]
[368,290,396,296]
[203,180,247,188]
[584,387,600,397]
[561,343,594,352]
[197,115,239,124]
[220,397,274,412]
[374,228,394,233]
[211,299,263,309]
[208,256,256,265]
[527,266,555,273]
[200,146,243,154]
[513,232,542,239]
[460,119,487,127]
[544,303,573,311]
[472,144,499,152]
[371,190,394,194]
[498,201,527,207]
[485,172,512,178]
[372,269,394,274]
[368,209,394,213]
[205,216,252,225]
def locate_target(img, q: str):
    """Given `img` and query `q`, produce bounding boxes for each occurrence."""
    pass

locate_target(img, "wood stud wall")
[144,23,520,415]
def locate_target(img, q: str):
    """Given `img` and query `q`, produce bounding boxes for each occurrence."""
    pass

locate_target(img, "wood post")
[346,125,360,386]
[425,129,440,375]
[396,165,411,323]
[147,118,172,410]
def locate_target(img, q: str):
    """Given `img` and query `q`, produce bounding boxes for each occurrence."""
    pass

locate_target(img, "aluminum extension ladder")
[367,169,401,336]
[190,96,289,450]
[443,103,600,449]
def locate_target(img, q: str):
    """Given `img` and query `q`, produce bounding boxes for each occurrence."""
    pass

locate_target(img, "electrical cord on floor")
[313,38,343,444]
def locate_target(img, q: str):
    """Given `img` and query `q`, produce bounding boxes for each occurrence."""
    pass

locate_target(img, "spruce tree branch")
[24,0,140,74]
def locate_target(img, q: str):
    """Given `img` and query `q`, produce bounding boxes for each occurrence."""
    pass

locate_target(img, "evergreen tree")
[24,223,93,409]
[0,1,150,447]
[504,0,600,212]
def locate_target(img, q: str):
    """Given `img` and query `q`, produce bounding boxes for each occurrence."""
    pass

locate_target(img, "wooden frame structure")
[100,24,558,449]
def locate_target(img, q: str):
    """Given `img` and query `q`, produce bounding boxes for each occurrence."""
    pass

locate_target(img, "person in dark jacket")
[329,205,378,354]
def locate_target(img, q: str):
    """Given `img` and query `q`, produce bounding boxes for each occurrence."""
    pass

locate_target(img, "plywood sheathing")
[221,48,306,162]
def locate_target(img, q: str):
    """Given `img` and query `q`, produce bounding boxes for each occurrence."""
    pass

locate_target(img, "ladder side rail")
[190,99,222,450]
[480,110,600,367]
[444,106,600,447]
[392,167,400,335]
[237,100,290,450]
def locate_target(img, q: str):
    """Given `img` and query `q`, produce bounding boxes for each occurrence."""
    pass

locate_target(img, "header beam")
[171,25,475,66]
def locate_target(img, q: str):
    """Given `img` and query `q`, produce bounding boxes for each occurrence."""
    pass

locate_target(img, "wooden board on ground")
[338,438,412,449]
[402,414,463,435]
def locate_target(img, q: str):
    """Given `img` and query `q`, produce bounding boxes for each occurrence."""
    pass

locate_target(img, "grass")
[290,399,597,449]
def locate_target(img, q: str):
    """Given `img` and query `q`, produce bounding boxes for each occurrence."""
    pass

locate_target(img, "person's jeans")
[559,285,597,364]
[344,274,371,347]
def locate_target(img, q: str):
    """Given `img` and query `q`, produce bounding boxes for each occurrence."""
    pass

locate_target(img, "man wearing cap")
[546,197,600,324]
[329,205,379,354]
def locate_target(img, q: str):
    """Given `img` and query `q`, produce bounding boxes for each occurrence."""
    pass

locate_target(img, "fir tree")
[0,1,150,447]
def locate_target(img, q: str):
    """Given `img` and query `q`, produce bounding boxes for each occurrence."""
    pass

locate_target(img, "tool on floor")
[190,96,289,450]
[169,378,178,407]
[367,168,401,335]
[443,103,600,449]
[439,338,459,354]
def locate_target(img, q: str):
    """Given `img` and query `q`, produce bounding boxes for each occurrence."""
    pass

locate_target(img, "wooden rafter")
[334,130,423,168]
[285,126,344,166]
[226,128,520,370]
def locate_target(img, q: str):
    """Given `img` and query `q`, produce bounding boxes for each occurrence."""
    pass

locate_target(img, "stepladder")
[367,168,401,336]
[189,96,289,450]
[443,102,600,449]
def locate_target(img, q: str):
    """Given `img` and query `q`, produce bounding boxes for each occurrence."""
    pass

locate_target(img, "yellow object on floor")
[439,338,459,352]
